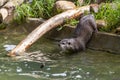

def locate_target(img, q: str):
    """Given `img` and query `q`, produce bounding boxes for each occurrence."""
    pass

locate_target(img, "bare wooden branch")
[7,5,90,57]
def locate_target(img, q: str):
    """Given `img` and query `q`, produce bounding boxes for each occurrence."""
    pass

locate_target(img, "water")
[0,33,120,80]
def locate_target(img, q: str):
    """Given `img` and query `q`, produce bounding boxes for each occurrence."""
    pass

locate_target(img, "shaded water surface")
[0,33,120,80]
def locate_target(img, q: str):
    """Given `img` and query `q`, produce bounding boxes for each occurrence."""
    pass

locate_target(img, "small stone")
[54,0,76,12]
[90,4,99,13]
[76,75,82,78]
[16,67,22,72]
[115,27,120,34]
[96,20,106,29]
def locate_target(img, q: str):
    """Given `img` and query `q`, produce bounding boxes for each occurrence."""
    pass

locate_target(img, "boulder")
[96,20,106,29]
[90,4,99,13]
[115,27,120,35]
[54,0,76,12]
[88,32,120,54]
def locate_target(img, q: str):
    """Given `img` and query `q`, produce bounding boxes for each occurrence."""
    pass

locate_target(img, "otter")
[59,14,98,52]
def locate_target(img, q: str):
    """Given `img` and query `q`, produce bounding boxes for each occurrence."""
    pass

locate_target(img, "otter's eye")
[62,42,65,45]
[68,42,71,45]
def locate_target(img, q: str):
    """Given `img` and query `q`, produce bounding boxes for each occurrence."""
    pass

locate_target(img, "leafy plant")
[14,3,32,23]
[0,23,7,30]
[14,0,55,24]
[94,2,120,32]
[66,19,79,26]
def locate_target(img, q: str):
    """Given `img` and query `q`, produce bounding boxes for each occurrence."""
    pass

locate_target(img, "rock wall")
[88,32,120,54]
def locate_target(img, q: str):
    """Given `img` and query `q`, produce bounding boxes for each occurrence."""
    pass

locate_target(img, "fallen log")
[8,5,90,57]
[0,0,24,23]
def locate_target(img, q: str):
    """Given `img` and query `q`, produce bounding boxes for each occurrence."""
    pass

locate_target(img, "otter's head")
[59,38,79,52]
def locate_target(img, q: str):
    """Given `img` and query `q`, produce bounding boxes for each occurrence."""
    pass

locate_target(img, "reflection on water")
[3,44,16,52]
[0,33,120,80]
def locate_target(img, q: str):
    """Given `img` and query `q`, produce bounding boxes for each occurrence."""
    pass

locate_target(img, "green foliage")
[94,2,120,32]
[56,19,79,31]
[13,0,120,32]
[14,3,32,23]
[76,0,117,7]
[67,19,79,26]
[14,0,55,24]
[0,23,7,30]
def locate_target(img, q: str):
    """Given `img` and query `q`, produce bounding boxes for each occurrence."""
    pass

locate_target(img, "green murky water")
[0,33,120,80]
